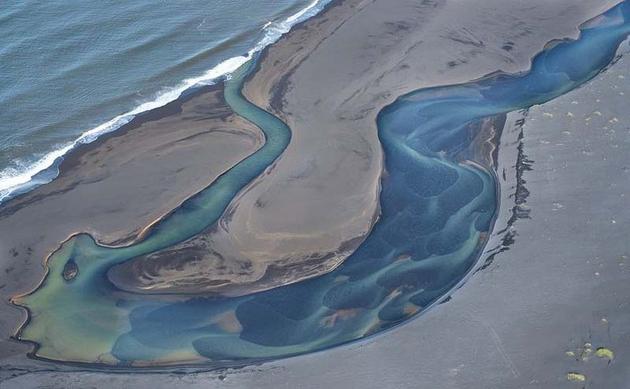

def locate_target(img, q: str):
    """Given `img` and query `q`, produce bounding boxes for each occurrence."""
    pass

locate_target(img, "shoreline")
[0,83,264,245]
[1,83,215,220]
[0,0,332,205]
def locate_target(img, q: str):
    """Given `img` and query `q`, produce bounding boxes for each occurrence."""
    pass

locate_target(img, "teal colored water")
[0,0,326,201]
[13,0,630,367]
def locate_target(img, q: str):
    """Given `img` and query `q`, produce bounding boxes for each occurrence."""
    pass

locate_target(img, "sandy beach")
[1,0,628,386]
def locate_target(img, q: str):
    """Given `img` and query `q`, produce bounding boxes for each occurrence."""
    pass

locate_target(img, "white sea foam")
[0,0,328,204]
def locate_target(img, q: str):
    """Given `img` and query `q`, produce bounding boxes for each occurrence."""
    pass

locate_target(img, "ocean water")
[0,0,326,202]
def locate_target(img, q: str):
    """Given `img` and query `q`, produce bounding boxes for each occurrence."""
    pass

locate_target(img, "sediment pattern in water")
[12,1,630,366]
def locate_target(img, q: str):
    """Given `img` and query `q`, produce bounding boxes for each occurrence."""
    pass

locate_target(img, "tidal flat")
[1,0,630,384]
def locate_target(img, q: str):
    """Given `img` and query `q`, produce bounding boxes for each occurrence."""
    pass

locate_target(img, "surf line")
[0,0,330,204]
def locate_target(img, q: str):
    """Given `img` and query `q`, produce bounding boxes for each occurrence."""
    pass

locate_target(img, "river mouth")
[11,1,630,368]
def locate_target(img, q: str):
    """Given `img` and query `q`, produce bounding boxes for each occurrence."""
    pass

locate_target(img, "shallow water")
[12,0,630,367]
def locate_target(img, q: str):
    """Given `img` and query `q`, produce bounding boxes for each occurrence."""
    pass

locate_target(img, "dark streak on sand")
[478,110,532,271]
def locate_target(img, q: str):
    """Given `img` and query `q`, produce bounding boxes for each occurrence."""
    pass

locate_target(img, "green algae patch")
[566,372,586,382]
[595,347,614,361]
[580,343,593,361]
